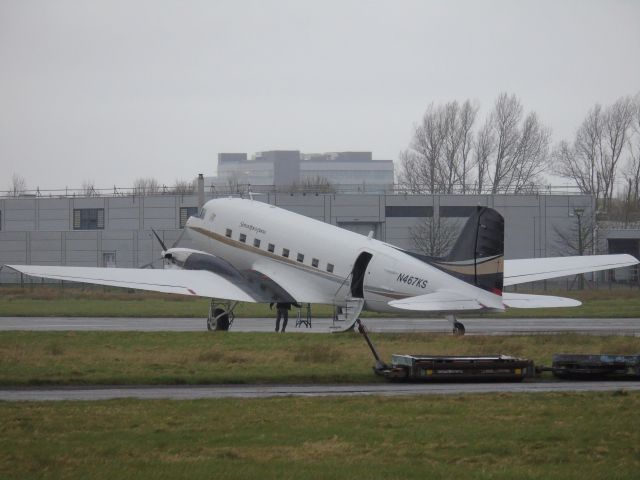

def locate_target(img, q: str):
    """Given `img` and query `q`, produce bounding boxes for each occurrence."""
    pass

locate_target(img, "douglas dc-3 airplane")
[6,197,639,334]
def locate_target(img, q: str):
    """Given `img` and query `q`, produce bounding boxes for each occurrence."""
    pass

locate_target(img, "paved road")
[1,381,639,401]
[1,316,639,335]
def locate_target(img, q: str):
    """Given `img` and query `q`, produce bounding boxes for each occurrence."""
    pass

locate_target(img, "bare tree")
[301,176,336,193]
[133,177,161,195]
[473,118,495,193]
[8,174,27,197]
[484,93,550,194]
[398,103,447,193]
[287,176,336,194]
[554,96,635,209]
[173,179,195,194]
[487,93,522,193]
[410,216,461,258]
[225,171,241,193]
[619,94,640,221]
[601,97,635,204]
[456,100,479,193]
[400,94,547,194]
[399,100,479,194]
[81,179,96,196]
[552,211,600,289]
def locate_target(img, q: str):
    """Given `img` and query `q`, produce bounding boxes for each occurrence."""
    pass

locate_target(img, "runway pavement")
[2,381,639,401]
[1,316,639,335]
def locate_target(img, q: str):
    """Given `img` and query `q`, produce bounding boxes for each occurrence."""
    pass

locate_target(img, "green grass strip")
[1,393,639,479]
[2,285,640,318]
[1,331,638,386]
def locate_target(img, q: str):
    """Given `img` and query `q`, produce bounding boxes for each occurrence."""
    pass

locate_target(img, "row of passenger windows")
[225,228,334,273]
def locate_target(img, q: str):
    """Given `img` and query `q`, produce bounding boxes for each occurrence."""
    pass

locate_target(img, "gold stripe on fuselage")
[188,225,344,283]
[431,256,504,276]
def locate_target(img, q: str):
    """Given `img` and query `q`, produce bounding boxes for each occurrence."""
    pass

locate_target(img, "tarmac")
[2,381,639,401]
[1,316,639,335]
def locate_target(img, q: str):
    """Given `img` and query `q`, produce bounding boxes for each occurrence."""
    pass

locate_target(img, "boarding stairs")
[330,296,365,333]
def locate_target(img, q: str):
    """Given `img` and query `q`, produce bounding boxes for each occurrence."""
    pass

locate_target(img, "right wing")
[503,254,638,286]
[501,292,581,308]
[6,265,261,302]
[388,290,484,311]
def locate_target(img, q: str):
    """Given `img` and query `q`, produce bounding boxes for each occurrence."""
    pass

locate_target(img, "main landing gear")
[207,300,238,331]
[447,315,466,336]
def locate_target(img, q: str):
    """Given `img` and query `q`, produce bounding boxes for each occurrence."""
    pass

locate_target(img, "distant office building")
[205,150,394,192]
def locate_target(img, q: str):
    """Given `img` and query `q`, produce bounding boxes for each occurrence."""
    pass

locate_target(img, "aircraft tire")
[453,321,466,336]
[209,308,230,331]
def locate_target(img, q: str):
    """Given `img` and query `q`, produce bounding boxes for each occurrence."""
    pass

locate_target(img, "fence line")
[0,183,586,199]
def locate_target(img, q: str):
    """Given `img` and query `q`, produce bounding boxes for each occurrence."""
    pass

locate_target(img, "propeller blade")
[151,228,168,252]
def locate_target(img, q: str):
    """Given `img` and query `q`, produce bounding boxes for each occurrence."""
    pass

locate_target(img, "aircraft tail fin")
[430,206,504,295]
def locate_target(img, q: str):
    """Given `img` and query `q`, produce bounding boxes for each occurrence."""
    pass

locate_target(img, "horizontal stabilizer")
[6,265,260,302]
[504,254,638,286]
[502,292,581,309]
[388,290,484,312]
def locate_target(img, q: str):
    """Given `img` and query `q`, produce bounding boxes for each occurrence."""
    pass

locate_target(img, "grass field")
[1,393,639,479]
[1,331,639,386]
[1,285,640,318]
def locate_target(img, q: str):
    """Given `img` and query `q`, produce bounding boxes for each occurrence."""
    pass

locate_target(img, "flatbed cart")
[547,354,640,380]
[381,354,535,382]
[355,320,535,382]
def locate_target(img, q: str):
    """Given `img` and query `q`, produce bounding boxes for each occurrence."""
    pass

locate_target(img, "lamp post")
[573,207,585,289]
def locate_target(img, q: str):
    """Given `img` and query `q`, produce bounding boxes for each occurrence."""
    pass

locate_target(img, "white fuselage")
[181,197,502,313]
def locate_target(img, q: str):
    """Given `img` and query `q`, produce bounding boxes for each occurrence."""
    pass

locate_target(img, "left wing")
[6,264,264,302]
[504,254,638,286]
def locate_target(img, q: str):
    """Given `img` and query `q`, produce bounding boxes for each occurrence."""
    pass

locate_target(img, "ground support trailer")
[377,354,535,382]
[550,354,640,379]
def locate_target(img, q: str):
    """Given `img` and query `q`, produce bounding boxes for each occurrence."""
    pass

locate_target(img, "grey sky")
[1,0,639,190]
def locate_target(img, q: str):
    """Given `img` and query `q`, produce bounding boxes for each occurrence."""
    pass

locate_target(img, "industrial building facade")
[206,150,395,192]
[3,190,630,285]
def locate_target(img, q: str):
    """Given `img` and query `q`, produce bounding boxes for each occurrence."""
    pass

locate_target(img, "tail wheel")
[208,308,230,331]
[453,321,466,336]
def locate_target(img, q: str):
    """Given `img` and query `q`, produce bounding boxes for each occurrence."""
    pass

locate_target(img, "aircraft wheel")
[453,321,466,336]
[208,308,230,331]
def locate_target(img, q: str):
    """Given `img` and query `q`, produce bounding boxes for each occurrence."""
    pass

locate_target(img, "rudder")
[432,206,504,295]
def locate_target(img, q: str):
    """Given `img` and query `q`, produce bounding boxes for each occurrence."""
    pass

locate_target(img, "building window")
[268,243,275,253]
[312,258,319,268]
[239,233,247,243]
[439,206,477,218]
[225,228,232,238]
[297,253,304,263]
[282,248,290,258]
[179,207,199,228]
[385,205,433,218]
[73,208,104,230]
[253,238,261,248]
[327,263,334,273]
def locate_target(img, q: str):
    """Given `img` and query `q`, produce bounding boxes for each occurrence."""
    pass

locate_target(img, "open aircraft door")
[350,251,373,298]
[351,249,403,313]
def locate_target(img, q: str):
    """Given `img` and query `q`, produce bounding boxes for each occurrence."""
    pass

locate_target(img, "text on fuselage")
[239,221,267,235]
[396,273,428,289]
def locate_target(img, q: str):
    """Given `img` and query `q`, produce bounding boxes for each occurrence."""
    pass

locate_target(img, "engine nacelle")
[164,248,243,280]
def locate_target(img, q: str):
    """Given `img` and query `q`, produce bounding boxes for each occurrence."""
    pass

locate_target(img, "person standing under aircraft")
[271,302,300,332]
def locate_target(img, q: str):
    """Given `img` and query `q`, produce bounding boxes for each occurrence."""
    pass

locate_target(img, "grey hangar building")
[3,186,637,286]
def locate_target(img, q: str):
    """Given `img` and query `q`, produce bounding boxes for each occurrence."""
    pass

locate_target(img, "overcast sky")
[1,0,639,191]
